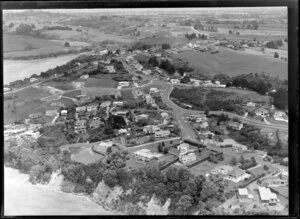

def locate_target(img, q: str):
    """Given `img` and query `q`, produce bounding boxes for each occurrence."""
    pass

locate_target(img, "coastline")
[4,166,117,216]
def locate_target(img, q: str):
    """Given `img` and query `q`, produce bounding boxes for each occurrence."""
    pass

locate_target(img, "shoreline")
[4,166,117,216]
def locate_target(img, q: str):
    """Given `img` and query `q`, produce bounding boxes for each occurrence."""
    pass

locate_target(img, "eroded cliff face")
[91,181,170,215]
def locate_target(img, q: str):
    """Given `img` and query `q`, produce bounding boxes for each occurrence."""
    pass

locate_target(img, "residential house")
[189,114,207,122]
[142,69,152,75]
[89,117,102,129]
[227,121,243,130]
[145,94,156,106]
[29,113,43,119]
[118,129,128,135]
[258,187,279,204]
[273,111,288,122]
[99,59,111,65]
[45,110,58,117]
[179,152,197,164]
[76,106,87,113]
[143,125,160,134]
[106,65,116,73]
[137,114,149,120]
[232,143,248,152]
[118,81,130,87]
[30,77,39,83]
[60,110,68,116]
[80,74,89,79]
[247,102,256,107]
[134,149,162,162]
[99,49,108,56]
[170,79,180,84]
[112,111,128,116]
[255,150,268,158]
[199,121,209,129]
[255,107,269,117]
[94,141,113,154]
[238,188,253,202]
[211,165,234,175]
[150,87,159,94]
[74,120,87,134]
[177,143,190,154]
[224,168,251,183]
[76,95,90,104]
[155,130,171,138]
[100,101,111,108]
[87,104,98,113]
[112,101,124,107]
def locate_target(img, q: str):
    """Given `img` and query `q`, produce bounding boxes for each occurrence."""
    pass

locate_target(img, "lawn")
[59,97,76,107]
[173,47,287,80]
[81,87,120,98]
[4,99,55,124]
[62,90,81,98]
[77,78,118,88]
[45,81,75,91]
[121,90,136,101]
[71,147,104,165]
[7,86,53,102]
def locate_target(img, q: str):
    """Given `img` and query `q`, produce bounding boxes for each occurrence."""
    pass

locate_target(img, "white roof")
[258,187,277,201]
[238,188,248,196]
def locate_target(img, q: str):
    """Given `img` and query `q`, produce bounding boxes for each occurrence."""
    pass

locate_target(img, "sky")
[4,7,287,14]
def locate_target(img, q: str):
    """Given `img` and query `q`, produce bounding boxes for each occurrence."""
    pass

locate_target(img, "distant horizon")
[4,7,287,15]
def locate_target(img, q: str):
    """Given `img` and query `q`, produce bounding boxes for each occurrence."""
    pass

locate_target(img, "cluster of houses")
[126,55,153,76]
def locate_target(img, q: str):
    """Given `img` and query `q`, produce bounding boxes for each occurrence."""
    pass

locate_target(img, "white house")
[30,78,39,83]
[255,108,269,117]
[199,121,209,129]
[112,101,124,107]
[99,49,108,55]
[150,87,159,94]
[179,152,197,164]
[142,69,152,75]
[143,125,160,134]
[246,102,256,107]
[155,130,171,138]
[258,187,279,204]
[138,114,149,120]
[273,111,288,122]
[177,143,190,154]
[112,111,128,116]
[61,110,68,116]
[255,150,268,158]
[170,79,180,84]
[161,112,169,120]
[118,81,130,87]
[224,168,251,183]
[45,110,58,117]
[211,165,234,175]
[106,65,116,73]
[94,141,113,154]
[227,121,243,130]
[118,129,128,135]
[80,74,89,79]
[87,104,98,112]
[76,106,87,112]
[134,149,162,162]
[238,188,253,201]
[100,101,111,108]
[232,143,248,152]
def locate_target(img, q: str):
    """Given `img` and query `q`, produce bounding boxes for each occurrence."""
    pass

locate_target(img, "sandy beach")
[4,167,114,216]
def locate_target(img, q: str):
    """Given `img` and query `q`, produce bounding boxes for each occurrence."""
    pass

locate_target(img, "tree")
[64,42,70,47]
[157,144,164,153]
[274,52,279,58]
[9,22,14,28]
[240,155,246,165]
[230,157,237,166]
[163,147,169,154]
[229,30,232,34]
[180,76,190,84]
[263,165,269,171]
[176,195,193,214]
[103,170,118,187]
[15,23,33,35]
[162,43,171,50]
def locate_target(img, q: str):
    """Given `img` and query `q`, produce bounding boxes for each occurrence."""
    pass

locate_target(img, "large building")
[179,152,197,164]
[258,187,279,204]
[273,111,288,122]
[155,130,171,138]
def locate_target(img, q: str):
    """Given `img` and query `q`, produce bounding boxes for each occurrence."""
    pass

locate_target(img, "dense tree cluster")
[46,26,72,31]
[15,23,34,35]
[170,87,206,110]
[269,88,288,110]
[162,43,171,50]
[265,40,284,49]
[159,59,176,75]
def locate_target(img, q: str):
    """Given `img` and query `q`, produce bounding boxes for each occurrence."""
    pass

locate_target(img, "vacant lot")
[71,147,104,165]
[7,86,53,102]
[44,81,75,91]
[174,47,287,80]
[81,87,120,98]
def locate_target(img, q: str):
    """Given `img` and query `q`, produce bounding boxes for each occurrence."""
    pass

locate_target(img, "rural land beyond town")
[3,7,289,216]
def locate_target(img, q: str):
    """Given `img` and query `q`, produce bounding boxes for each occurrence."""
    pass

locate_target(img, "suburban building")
[112,101,124,107]
[142,69,152,75]
[170,79,180,84]
[99,59,111,64]
[30,78,39,83]
[76,95,90,104]
[255,150,268,158]
[94,141,113,154]
[100,101,111,108]
[210,165,234,175]
[273,111,288,122]
[232,143,248,152]
[80,74,89,79]
[143,125,160,134]
[118,81,130,87]
[112,111,128,116]
[179,152,197,164]
[188,114,207,122]
[106,65,116,73]
[238,188,254,201]
[258,187,279,204]
[45,110,58,117]
[224,168,251,183]
[255,108,269,117]
[134,149,162,162]
[155,130,171,138]
[177,143,190,154]
[161,112,169,120]
[199,121,209,129]
[118,129,128,135]
[87,104,98,113]
[99,49,108,55]
[29,113,43,119]
[227,121,243,130]
[150,87,159,94]
[145,94,156,106]
[246,102,256,107]
[137,114,149,120]
[76,106,87,113]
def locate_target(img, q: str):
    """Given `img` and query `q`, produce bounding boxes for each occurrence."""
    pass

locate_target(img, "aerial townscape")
[3,7,289,216]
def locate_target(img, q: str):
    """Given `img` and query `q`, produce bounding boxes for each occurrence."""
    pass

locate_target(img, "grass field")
[208,88,272,103]
[81,87,120,98]
[121,90,136,101]
[59,97,76,106]
[76,78,118,88]
[4,99,55,124]
[44,81,75,91]
[174,47,287,80]
[62,90,81,98]
[7,86,53,102]
[71,147,104,165]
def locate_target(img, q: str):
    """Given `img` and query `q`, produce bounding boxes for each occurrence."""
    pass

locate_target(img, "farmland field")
[81,87,120,98]
[62,90,81,98]
[8,86,53,102]
[174,47,287,80]
[76,78,118,88]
